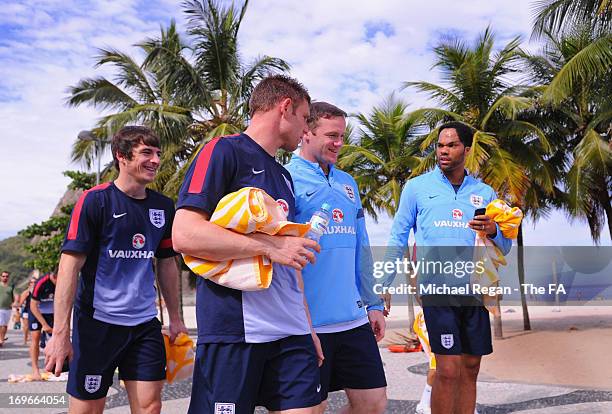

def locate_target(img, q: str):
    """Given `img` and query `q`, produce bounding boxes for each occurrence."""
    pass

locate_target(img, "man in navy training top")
[45,126,188,414]
[173,74,323,414]
[286,102,387,414]
[29,271,57,380]
[384,122,512,414]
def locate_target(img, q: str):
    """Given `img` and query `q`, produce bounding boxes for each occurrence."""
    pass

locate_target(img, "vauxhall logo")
[108,250,155,259]
[324,225,356,235]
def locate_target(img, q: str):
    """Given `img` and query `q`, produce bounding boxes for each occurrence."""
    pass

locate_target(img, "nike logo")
[306,190,316,197]
[428,195,439,199]
[316,384,321,393]
[113,213,127,218]
[252,168,264,174]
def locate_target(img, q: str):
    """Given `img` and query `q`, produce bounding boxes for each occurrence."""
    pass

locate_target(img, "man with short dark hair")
[0,271,18,346]
[286,101,387,414]
[45,125,187,414]
[173,74,322,414]
[385,121,511,414]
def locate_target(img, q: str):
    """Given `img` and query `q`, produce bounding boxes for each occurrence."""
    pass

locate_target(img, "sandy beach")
[382,305,612,390]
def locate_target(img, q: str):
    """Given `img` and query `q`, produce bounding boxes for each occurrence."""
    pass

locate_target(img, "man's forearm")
[173,208,275,261]
[157,257,181,322]
[53,253,85,336]
[295,270,316,331]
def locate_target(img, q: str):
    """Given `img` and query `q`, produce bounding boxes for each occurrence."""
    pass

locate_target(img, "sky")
[0,0,608,246]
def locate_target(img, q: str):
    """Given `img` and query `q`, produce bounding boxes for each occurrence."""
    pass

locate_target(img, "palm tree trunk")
[493,296,503,338]
[406,273,416,334]
[602,188,612,242]
[517,223,531,330]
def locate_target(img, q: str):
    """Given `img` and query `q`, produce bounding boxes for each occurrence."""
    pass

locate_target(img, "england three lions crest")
[149,209,165,228]
[85,375,102,393]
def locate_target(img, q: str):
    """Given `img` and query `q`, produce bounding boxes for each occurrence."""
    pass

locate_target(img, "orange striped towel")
[182,187,311,290]
[163,332,195,383]
[473,199,523,314]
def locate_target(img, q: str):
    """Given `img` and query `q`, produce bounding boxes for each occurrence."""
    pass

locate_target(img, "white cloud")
[0,0,608,246]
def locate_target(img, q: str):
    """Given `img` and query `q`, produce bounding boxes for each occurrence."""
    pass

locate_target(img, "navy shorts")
[422,295,492,356]
[29,313,53,331]
[188,335,320,414]
[67,308,166,400]
[317,323,387,401]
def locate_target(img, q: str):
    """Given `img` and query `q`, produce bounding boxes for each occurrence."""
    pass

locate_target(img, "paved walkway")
[1,329,611,413]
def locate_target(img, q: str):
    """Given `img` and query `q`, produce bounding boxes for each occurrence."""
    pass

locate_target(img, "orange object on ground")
[388,343,422,353]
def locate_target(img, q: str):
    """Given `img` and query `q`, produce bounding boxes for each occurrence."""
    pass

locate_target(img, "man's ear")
[279,97,293,116]
[465,145,471,155]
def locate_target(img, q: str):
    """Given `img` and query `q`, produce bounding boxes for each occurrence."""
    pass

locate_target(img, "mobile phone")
[473,208,486,217]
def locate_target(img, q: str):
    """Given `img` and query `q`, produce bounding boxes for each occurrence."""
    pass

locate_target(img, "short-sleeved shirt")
[32,274,55,315]
[62,182,176,326]
[177,133,310,344]
[0,283,15,309]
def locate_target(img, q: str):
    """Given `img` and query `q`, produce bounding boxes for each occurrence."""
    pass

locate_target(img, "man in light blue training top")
[286,101,387,414]
[384,121,512,414]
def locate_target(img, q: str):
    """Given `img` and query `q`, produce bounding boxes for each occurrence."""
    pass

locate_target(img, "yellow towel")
[472,199,523,314]
[414,311,436,370]
[163,332,195,384]
[183,187,311,291]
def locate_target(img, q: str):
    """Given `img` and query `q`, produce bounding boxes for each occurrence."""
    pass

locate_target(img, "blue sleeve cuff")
[366,304,384,312]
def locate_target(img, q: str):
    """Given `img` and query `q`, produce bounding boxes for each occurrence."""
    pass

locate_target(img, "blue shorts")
[422,295,492,356]
[318,323,387,401]
[67,308,166,400]
[29,313,53,331]
[188,335,320,414]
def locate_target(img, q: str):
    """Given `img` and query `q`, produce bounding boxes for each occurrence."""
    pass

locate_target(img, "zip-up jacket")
[286,156,384,329]
[385,167,512,289]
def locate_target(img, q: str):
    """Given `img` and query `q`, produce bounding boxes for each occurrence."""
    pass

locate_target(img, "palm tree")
[531,1,612,105]
[521,27,612,243]
[67,0,290,198]
[532,0,612,37]
[403,28,556,331]
[338,96,425,220]
[337,95,428,333]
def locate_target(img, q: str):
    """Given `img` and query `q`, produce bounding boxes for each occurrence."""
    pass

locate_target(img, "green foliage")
[18,172,95,273]
[67,1,289,200]
[403,28,554,208]
[0,235,34,286]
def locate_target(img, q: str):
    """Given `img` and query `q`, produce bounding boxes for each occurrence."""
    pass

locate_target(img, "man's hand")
[311,332,324,367]
[168,318,189,343]
[368,310,386,342]
[381,293,391,316]
[42,324,53,335]
[264,235,320,270]
[469,214,497,237]
[44,333,72,376]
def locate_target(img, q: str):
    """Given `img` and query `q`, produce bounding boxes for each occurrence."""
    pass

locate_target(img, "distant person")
[173,75,322,414]
[286,101,387,414]
[18,278,36,344]
[0,270,19,346]
[29,272,57,380]
[45,126,187,414]
[385,122,511,414]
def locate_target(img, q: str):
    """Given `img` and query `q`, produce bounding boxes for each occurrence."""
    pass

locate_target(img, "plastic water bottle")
[306,202,331,242]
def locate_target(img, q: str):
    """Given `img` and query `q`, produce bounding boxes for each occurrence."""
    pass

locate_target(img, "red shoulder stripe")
[159,238,173,249]
[33,274,49,297]
[67,182,111,240]
[187,137,222,194]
